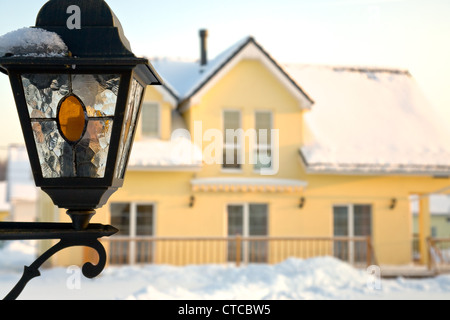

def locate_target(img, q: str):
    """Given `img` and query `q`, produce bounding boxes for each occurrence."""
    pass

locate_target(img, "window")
[227,204,268,263]
[254,111,273,171]
[141,102,160,138]
[110,203,155,264]
[223,110,242,170]
[333,204,372,264]
[431,226,438,238]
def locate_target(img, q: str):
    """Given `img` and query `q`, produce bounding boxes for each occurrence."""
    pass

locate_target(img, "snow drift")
[1,241,450,300]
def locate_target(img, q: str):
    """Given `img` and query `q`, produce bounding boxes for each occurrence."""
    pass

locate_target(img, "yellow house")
[47,32,450,268]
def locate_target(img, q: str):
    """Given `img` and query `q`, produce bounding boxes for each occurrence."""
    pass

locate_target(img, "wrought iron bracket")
[0,222,118,300]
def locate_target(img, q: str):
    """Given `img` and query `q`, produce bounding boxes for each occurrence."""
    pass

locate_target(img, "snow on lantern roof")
[285,64,450,175]
[0,27,68,58]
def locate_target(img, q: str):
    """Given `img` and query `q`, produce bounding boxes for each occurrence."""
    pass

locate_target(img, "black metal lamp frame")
[0,59,158,216]
[0,0,163,300]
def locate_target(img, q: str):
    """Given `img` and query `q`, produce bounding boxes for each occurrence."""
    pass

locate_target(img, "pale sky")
[0,0,449,156]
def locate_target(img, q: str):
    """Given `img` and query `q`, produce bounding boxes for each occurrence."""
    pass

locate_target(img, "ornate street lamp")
[0,0,162,300]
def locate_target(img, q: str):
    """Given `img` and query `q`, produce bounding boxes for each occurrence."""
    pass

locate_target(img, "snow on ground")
[0,241,449,300]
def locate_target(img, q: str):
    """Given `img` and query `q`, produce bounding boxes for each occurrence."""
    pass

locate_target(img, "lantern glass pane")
[32,121,71,178]
[116,78,144,179]
[72,74,120,117]
[22,74,70,118]
[75,119,113,178]
[25,73,121,179]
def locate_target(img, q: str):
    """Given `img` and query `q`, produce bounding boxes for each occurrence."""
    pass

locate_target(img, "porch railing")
[428,238,450,274]
[103,236,376,268]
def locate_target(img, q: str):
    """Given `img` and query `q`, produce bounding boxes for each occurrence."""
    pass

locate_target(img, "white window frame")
[332,204,372,265]
[111,202,156,265]
[253,110,274,173]
[225,202,269,264]
[141,102,161,139]
[221,109,243,173]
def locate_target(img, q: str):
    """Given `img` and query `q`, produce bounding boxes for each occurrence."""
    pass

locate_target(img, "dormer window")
[141,102,160,139]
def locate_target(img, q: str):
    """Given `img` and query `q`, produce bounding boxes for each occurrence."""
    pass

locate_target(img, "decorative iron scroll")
[0,222,118,300]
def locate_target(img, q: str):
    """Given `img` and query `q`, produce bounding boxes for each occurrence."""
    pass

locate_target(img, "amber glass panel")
[58,95,86,143]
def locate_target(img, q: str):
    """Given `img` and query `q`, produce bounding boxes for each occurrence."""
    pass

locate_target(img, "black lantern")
[0,0,162,230]
[0,0,162,300]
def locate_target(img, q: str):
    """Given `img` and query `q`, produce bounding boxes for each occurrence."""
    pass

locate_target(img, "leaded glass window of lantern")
[115,78,144,179]
[22,73,120,178]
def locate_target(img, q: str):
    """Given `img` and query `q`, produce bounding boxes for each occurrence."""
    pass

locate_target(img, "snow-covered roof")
[151,37,250,99]
[149,35,450,176]
[286,65,450,175]
[128,137,203,171]
[150,37,313,109]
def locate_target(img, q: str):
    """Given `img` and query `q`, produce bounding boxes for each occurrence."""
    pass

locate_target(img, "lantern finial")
[35,0,133,57]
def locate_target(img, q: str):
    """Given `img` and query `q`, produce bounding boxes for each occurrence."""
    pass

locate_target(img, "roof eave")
[303,167,450,177]
[299,150,450,177]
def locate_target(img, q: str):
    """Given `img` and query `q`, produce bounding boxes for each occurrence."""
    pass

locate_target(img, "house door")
[333,204,372,264]
[227,204,268,263]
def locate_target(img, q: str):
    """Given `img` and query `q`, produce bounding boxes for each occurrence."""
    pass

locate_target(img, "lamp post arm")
[0,222,118,300]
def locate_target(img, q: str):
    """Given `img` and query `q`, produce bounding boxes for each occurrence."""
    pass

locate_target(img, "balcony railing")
[428,238,450,274]
[103,236,376,268]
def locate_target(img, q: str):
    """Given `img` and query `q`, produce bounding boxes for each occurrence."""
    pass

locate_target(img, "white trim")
[220,168,244,174]
[191,177,307,193]
[303,165,450,177]
[189,41,313,110]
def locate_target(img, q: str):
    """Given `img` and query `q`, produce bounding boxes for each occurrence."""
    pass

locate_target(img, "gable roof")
[287,64,450,175]
[150,37,314,111]
[149,35,450,176]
